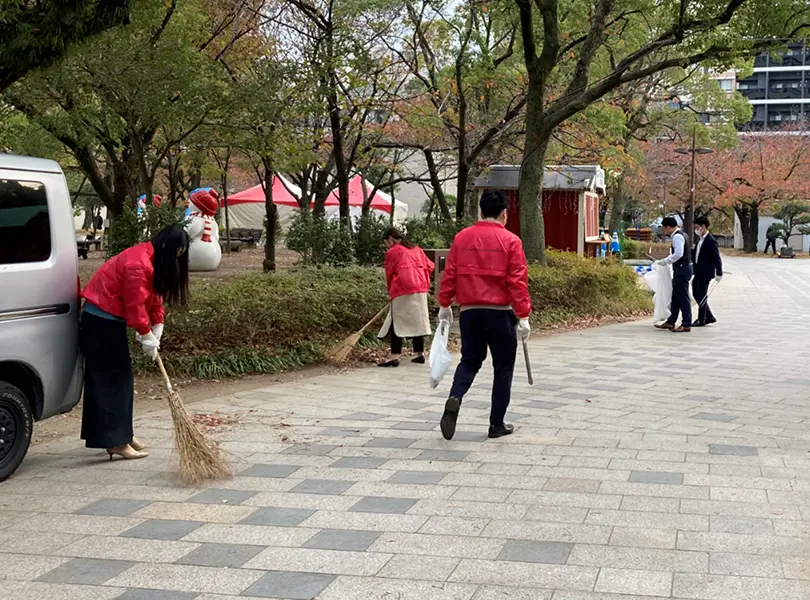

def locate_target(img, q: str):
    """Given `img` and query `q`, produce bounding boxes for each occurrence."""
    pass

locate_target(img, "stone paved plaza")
[3,257,810,600]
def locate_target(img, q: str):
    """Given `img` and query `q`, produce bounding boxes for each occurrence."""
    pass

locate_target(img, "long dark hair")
[151,225,189,307]
[383,227,414,249]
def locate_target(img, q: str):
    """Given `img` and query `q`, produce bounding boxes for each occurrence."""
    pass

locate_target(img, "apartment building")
[733,42,810,130]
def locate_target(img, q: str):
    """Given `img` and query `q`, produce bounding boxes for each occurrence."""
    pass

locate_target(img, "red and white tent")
[218,175,301,229]
[220,174,408,231]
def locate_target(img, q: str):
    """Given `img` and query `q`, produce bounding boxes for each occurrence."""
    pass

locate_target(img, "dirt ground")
[721,248,810,259]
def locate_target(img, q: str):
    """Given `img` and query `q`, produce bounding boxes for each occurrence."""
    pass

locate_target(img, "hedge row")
[144,251,651,379]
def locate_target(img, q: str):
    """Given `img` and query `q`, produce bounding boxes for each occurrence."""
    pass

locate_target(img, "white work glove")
[517,318,531,340]
[438,306,453,325]
[135,331,160,361]
[716,275,723,283]
[151,323,164,343]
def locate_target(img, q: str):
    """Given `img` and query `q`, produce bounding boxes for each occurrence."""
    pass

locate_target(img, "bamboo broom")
[326,305,389,364]
[155,353,232,484]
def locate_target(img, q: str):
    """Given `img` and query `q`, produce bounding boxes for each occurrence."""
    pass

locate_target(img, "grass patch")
[139,253,651,379]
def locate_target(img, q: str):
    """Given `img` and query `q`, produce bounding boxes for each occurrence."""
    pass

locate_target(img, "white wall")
[395,152,457,217]
[733,213,810,252]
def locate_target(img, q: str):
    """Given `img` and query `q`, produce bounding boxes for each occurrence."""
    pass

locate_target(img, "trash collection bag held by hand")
[429,320,453,388]
[644,262,672,322]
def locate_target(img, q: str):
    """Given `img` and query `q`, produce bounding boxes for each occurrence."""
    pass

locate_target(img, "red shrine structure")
[473,165,606,257]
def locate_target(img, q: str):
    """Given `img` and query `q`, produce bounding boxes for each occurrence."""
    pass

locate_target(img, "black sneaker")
[440,397,461,440]
[488,423,514,439]
[377,359,400,368]
[411,355,426,364]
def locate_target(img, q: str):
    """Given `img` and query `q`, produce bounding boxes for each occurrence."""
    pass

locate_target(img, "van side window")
[0,179,51,264]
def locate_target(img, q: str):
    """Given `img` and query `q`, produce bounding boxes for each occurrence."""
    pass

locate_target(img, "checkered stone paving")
[4,257,810,599]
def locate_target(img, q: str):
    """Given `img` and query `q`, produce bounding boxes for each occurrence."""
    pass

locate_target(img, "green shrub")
[404,215,470,249]
[107,202,186,257]
[285,210,356,267]
[354,212,389,266]
[144,251,651,378]
[528,250,651,326]
[621,238,643,259]
[149,267,389,377]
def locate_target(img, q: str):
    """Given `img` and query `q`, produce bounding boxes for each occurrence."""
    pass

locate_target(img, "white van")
[0,154,83,481]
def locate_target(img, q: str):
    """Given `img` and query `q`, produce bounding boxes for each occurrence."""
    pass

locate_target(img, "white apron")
[377,292,432,339]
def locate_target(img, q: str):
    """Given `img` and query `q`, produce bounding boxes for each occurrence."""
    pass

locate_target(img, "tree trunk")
[221,169,231,254]
[608,173,627,231]
[518,85,549,263]
[262,160,277,272]
[424,149,451,220]
[735,202,759,253]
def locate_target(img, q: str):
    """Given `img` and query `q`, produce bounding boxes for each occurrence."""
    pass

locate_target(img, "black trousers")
[390,333,424,354]
[667,265,693,328]
[449,309,517,428]
[765,239,777,254]
[692,276,715,324]
[80,311,135,449]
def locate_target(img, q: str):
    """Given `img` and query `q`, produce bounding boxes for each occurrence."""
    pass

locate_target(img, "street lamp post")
[675,131,713,242]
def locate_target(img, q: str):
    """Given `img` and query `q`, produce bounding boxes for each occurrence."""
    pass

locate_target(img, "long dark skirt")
[80,311,134,449]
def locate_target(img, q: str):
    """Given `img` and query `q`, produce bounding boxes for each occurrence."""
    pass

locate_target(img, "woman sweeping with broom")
[377,228,434,367]
[80,225,189,460]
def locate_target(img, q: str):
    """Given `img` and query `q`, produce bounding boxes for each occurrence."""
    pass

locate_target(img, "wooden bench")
[221,228,263,251]
[77,237,102,259]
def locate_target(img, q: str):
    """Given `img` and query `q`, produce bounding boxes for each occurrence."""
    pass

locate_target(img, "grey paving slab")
[710,444,759,457]
[239,464,301,478]
[391,421,437,431]
[115,590,200,600]
[239,507,314,527]
[241,571,335,599]
[37,558,135,585]
[301,529,382,551]
[318,427,367,437]
[175,543,262,568]
[523,401,565,410]
[497,540,573,564]
[363,437,416,448]
[390,401,433,410]
[692,413,738,423]
[289,479,354,495]
[187,489,257,505]
[121,520,204,541]
[416,450,471,462]
[344,412,388,421]
[629,470,685,485]
[77,499,152,517]
[329,457,388,469]
[282,444,337,456]
[388,471,447,485]
[349,496,418,514]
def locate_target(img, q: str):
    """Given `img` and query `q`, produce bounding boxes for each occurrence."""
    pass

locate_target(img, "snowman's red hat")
[189,188,219,216]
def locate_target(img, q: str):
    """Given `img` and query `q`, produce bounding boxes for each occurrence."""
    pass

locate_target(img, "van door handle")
[0,304,71,322]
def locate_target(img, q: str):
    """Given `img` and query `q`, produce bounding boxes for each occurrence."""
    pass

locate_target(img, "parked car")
[0,154,82,481]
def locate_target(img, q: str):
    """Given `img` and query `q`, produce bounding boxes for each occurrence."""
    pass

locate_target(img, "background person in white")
[655,217,693,333]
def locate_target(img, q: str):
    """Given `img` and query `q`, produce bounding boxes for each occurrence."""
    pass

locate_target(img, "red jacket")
[385,243,435,299]
[438,220,532,318]
[82,242,165,335]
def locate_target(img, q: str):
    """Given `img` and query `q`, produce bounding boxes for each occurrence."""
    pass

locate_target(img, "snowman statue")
[185,187,222,272]
[136,193,162,216]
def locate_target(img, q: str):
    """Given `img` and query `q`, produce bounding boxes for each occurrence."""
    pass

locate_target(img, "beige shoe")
[130,437,146,451]
[106,444,149,461]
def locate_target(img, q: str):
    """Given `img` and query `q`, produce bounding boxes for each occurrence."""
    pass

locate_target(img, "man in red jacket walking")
[437,190,532,440]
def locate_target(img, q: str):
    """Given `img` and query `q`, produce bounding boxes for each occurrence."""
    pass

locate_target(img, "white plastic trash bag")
[644,262,672,322]
[428,320,453,389]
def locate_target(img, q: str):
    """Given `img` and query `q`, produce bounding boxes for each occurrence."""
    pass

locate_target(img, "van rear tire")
[0,383,33,482]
